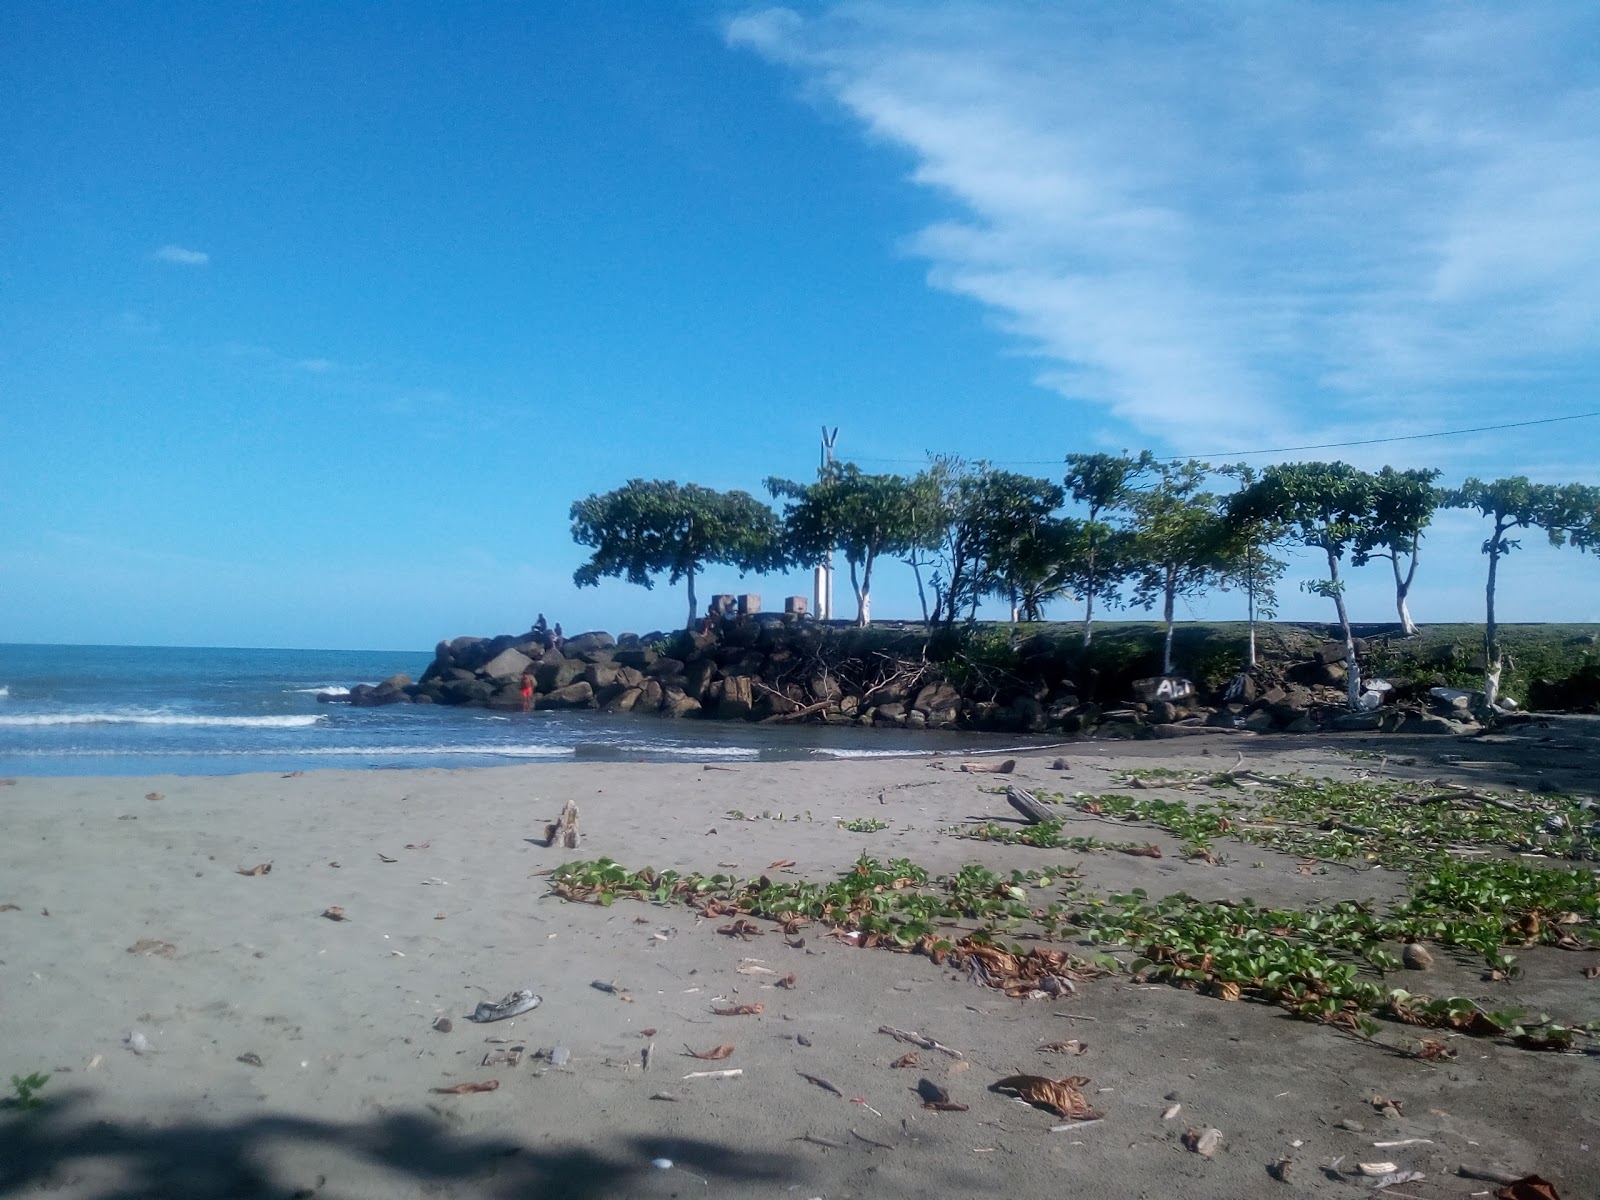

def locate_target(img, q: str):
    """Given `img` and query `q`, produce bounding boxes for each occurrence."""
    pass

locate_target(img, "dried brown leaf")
[640,1028,657,1037]
[890,1052,920,1069]
[405,842,430,850]
[236,863,272,876]
[322,906,347,921]
[0,903,21,912]
[430,1079,500,1094]
[378,853,398,863]
[991,1074,1100,1120]
[145,792,163,800]
[796,1070,843,1096]
[775,973,798,989]
[768,859,796,869]
[718,919,763,939]
[685,1044,735,1060]
[1038,1040,1087,1055]
[1494,1176,1562,1200]
[712,1003,765,1016]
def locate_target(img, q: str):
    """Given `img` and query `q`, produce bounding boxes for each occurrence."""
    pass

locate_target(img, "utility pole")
[815,425,839,622]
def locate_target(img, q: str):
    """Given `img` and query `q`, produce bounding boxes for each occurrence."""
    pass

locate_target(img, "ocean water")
[0,644,1030,776]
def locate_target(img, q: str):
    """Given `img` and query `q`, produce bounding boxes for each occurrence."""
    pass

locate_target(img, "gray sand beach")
[2,726,1596,1198]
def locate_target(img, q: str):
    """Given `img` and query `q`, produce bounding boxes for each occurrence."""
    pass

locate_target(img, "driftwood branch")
[1005,786,1057,826]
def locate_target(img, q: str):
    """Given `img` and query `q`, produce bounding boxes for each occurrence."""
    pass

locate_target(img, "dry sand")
[2,724,1597,1199]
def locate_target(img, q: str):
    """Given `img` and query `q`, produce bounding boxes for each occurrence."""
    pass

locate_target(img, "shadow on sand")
[0,1088,806,1199]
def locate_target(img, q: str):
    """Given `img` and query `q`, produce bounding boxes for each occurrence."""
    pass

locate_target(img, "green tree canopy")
[570,480,782,628]
[1124,460,1227,674]
[1226,460,1377,707]
[1353,466,1442,636]
[1444,476,1600,706]
[767,464,934,626]
[1216,463,1290,671]
[1064,451,1153,645]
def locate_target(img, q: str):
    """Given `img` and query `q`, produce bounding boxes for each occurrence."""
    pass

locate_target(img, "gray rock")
[717,675,755,720]
[604,686,644,713]
[481,648,534,682]
[537,681,596,710]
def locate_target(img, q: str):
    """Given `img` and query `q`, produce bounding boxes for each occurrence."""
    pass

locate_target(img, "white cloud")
[729,3,1600,456]
[152,244,210,266]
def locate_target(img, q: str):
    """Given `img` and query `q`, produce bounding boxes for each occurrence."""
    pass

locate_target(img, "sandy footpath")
[1,727,1596,1199]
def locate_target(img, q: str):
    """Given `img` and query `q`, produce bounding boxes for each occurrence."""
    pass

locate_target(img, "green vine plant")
[8,1072,49,1112]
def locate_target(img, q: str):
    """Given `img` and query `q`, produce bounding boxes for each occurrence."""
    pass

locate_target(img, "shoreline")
[3,728,1593,1197]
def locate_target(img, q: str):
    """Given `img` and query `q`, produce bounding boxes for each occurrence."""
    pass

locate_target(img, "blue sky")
[3,2,1598,650]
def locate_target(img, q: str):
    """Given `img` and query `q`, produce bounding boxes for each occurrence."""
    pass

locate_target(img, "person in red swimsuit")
[519,671,534,713]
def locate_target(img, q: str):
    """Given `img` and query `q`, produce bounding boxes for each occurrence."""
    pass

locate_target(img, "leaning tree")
[1124,459,1228,675]
[570,479,782,628]
[1353,466,1441,636]
[1227,461,1377,709]
[1444,477,1600,707]
[766,463,926,627]
[1063,451,1153,646]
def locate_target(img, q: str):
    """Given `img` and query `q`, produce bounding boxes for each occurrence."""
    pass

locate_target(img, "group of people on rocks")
[519,613,565,712]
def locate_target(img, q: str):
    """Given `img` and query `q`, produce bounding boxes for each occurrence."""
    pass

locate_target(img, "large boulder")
[583,662,621,690]
[560,631,615,660]
[912,682,961,727]
[481,647,534,682]
[660,687,702,719]
[683,658,717,700]
[535,657,585,692]
[439,678,495,706]
[613,666,645,689]
[604,686,644,713]
[615,647,658,670]
[717,675,755,720]
[537,681,596,710]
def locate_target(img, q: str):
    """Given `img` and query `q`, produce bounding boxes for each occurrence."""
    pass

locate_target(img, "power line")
[849,409,1600,468]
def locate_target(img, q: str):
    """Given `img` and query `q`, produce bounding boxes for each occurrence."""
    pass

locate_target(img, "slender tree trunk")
[1082,516,1098,647]
[686,565,698,630]
[854,553,876,628]
[1326,549,1362,708]
[1484,524,1504,707]
[909,554,929,624]
[1162,565,1177,675]
[1393,543,1419,635]
[1245,555,1258,671]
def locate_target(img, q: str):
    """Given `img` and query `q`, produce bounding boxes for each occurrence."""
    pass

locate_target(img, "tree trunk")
[1082,523,1097,647]
[1392,544,1419,636]
[1326,548,1362,708]
[854,553,876,628]
[1484,523,1503,707]
[686,566,698,630]
[1245,566,1258,671]
[1162,565,1177,675]
[909,555,930,624]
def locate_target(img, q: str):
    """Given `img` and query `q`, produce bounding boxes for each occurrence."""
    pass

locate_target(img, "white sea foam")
[0,712,323,728]
[807,747,926,759]
[291,685,351,696]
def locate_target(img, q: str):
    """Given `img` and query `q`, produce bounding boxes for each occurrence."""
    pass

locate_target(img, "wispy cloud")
[729,3,1600,454]
[152,244,210,266]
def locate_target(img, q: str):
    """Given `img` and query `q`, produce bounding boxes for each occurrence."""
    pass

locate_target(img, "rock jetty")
[316,618,1521,737]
